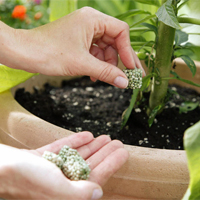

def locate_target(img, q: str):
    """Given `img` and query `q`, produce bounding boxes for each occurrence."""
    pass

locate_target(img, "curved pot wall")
[1,58,199,199]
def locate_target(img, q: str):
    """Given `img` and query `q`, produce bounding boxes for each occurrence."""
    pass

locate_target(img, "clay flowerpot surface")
[1,58,200,199]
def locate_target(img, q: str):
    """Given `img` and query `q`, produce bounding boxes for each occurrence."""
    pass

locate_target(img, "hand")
[3,7,145,88]
[0,132,129,199]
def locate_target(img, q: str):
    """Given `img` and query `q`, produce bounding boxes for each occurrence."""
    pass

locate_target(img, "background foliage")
[0,0,49,29]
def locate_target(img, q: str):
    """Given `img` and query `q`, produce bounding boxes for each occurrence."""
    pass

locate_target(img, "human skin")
[0,7,145,89]
[0,6,142,199]
[0,132,129,199]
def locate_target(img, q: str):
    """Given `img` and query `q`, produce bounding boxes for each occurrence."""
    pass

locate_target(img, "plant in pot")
[0,0,200,199]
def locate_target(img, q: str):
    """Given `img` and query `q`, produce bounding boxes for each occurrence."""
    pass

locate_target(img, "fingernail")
[114,76,128,88]
[91,189,103,200]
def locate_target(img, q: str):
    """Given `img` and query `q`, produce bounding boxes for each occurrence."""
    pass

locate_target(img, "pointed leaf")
[170,72,200,87]
[175,30,188,46]
[170,70,180,78]
[156,0,181,29]
[180,55,196,76]
[178,0,189,10]
[184,121,200,200]
[179,101,199,114]
[130,14,156,28]
[148,104,164,127]
[141,22,158,35]
[140,74,152,91]
[133,0,160,7]
[121,88,140,129]
[115,9,151,20]
[0,65,37,93]
[182,188,191,200]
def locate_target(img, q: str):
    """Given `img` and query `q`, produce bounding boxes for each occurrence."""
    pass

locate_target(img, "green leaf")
[130,14,157,28]
[148,104,164,127]
[175,30,188,46]
[140,74,152,91]
[49,0,77,22]
[115,9,151,20]
[180,55,197,76]
[133,0,160,7]
[95,0,128,17]
[121,88,140,129]
[136,52,148,60]
[179,78,200,88]
[177,0,189,10]
[182,188,191,200]
[170,72,200,87]
[184,121,200,200]
[170,70,180,78]
[141,22,158,35]
[179,101,199,114]
[0,65,37,94]
[156,0,181,29]
[130,35,146,42]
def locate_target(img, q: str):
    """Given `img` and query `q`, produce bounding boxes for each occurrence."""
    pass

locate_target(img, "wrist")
[0,21,46,73]
[0,21,15,67]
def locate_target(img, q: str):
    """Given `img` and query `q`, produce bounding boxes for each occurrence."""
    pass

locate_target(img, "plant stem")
[148,17,176,113]
[129,27,149,32]
[131,41,155,47]
[178,17,200,26]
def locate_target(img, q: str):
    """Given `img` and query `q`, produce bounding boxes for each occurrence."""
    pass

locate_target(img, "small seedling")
[123,68,142,89]
[42,145,91,181]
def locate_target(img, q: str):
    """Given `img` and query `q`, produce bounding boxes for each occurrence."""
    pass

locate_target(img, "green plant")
[117,1,200,199]
[183,120,200,200]
[119,0,200,128]
[43,145,91,180]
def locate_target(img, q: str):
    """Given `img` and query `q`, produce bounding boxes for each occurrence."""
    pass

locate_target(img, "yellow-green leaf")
[183,121,200,200]
[49,0,77,22]
[0,65,37,94]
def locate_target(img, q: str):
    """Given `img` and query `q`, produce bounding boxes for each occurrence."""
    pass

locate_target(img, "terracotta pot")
[0,58,199,199]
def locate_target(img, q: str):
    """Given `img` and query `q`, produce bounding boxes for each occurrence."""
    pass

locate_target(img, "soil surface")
[15,76,200,150]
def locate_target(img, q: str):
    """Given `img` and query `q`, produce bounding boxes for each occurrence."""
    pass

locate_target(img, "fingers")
[77,135,111,160]
[87,140,124,170]
[89,45,118,83]
[98,15,136,70]
[90,10,145,74]
[90,45,104,61]
[36,131,94,155]
[88,141,129,186]
[83,53,128,88]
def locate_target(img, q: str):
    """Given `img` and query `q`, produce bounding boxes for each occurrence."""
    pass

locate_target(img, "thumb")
[84,54,128,89]
[70,180,103,200]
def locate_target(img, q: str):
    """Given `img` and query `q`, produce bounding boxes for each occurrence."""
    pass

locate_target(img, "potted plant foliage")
[0,0,200,199]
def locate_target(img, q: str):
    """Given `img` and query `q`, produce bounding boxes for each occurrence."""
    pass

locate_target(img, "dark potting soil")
[15,76,200,150]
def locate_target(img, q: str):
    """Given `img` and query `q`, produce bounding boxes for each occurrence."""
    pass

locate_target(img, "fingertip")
[79,131,94,140]
[113,76,128,89]
[90,76,97,82]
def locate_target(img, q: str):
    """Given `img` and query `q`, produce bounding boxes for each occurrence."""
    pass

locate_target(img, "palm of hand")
[32,131,129,186]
